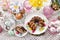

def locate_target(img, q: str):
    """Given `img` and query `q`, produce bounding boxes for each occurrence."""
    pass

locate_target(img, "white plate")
[14,30,27,37]
[24,13,48,35]
[14,24,28,37]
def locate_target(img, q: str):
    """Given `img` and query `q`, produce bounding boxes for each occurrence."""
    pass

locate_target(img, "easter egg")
[8,30,15,36]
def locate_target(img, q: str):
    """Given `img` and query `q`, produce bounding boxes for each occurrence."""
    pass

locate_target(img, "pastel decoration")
[24,0,32,12]
[43,6,54,19]
[8,30,15,36]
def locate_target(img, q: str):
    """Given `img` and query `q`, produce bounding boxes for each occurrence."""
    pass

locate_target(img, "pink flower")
[43,6,54,18]
[23,0,32,12]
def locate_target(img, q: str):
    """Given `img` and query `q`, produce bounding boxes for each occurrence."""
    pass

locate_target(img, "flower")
[29,0,47,8]
[9,2,21,13]
[23,0,32,12]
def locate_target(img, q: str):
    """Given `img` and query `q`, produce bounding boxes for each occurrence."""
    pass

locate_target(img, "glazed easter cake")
[24,13,48,35]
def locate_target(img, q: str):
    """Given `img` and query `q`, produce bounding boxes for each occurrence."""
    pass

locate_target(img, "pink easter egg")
[43,6,54,18]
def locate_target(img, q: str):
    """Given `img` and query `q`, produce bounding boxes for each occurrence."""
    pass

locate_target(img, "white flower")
[9,2,20,13]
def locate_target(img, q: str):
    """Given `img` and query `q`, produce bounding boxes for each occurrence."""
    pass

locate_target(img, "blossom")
[9,2,20,13]
[29,0,47,8]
